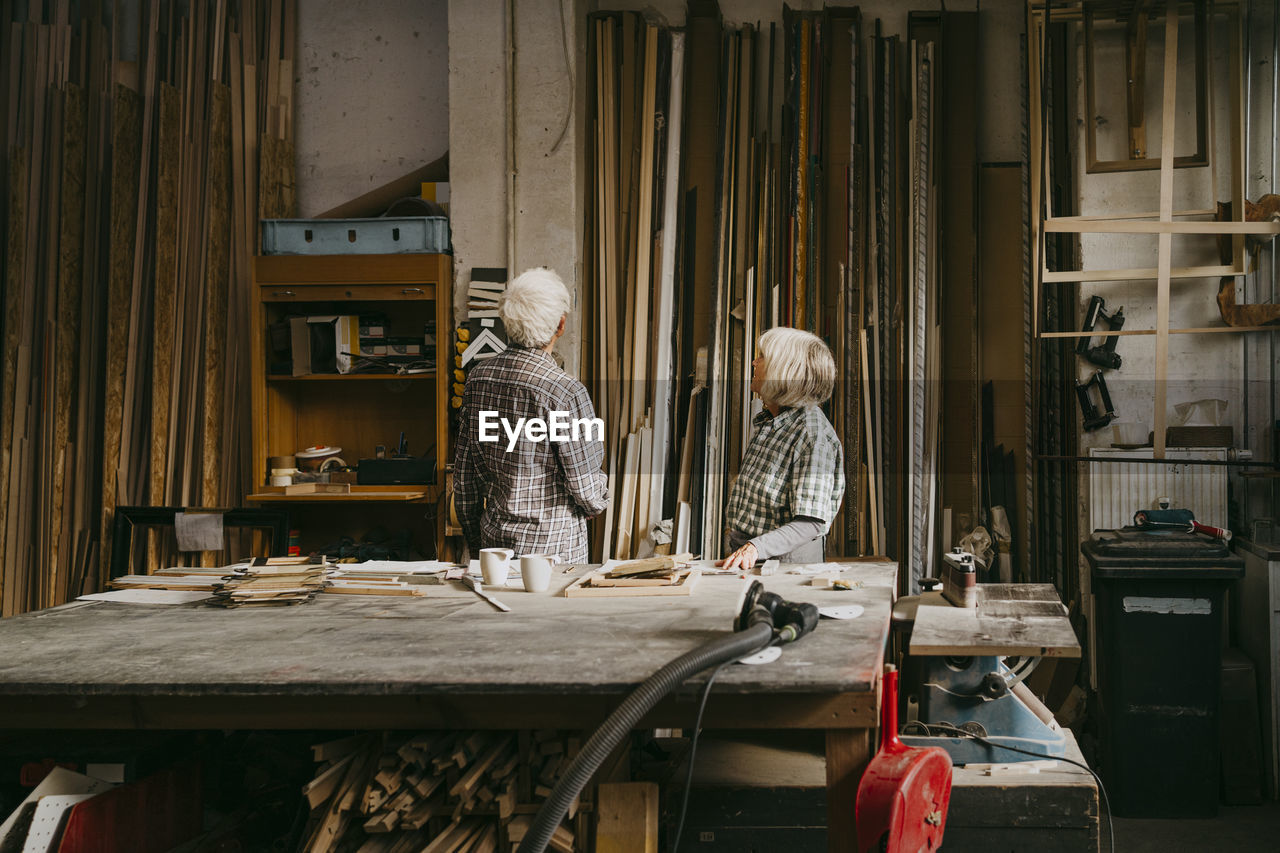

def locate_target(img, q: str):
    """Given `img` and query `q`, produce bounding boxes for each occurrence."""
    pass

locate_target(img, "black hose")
[516,622,774,853]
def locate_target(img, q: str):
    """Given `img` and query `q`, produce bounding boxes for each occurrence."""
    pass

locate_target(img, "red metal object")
[855,668,953,852]
[57,762,202,853]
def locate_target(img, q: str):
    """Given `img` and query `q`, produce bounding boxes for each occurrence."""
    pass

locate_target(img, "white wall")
[295,0,450,217]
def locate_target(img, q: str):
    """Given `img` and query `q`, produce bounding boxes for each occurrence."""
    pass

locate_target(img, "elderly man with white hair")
[453,267,609,564]
[719,327,846,570]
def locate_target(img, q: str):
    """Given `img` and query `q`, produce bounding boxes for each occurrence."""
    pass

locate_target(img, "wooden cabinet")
[246,253,452,552]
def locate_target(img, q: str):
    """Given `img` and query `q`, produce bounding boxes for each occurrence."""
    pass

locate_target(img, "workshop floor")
[1112,802,1280,852]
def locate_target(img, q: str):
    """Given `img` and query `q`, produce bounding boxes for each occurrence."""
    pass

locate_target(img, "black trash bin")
[1082,528,1244,818]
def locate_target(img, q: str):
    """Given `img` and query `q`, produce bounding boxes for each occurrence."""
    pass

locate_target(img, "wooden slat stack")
[0,1,297,613]
[302,730,587,853]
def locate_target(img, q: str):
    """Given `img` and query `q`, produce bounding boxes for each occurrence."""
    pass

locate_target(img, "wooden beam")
[1152,4,1179,460]
[99,82,141,580]
[51,82,86,600]
[202,82,231,522]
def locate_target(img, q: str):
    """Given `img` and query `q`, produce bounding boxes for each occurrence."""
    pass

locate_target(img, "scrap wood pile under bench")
[303,730,587,853]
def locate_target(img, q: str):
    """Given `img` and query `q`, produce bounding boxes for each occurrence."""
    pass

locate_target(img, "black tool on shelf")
[357,432,436,485]
[1075,295,1125,370]
[1076,369,1117,431]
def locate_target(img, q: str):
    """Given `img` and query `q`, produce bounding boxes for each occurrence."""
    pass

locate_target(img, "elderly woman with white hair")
[453,267,609,565]
[720,327,846,570]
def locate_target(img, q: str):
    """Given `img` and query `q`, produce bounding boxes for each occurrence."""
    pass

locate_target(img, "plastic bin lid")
[1082,528,1244,577]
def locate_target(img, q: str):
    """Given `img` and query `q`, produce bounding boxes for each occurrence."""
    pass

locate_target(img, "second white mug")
[520,554,561,593]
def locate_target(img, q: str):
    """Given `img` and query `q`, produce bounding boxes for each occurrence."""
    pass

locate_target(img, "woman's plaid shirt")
[453,346,608,563]
[725,405,845,540]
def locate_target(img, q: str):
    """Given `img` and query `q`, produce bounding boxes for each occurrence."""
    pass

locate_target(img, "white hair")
[499,267,571,348]
[756,327,836,408]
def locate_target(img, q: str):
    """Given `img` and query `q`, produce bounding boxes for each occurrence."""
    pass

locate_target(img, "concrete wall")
[295,0,450,217]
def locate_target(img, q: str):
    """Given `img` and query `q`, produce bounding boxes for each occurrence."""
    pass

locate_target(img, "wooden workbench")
[0,561,896,852]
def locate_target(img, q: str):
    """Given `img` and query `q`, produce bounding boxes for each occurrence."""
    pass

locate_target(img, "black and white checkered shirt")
[725,405,845,540]
[453,345,608,563]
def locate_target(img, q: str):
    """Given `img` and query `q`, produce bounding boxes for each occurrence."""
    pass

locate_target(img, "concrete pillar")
[449,0,585,374]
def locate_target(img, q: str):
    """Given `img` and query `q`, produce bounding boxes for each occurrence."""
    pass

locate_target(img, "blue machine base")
[902,654,1066,764]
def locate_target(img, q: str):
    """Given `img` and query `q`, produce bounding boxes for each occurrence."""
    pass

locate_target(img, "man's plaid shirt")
[725,405,845,540]
[453,345,608,564]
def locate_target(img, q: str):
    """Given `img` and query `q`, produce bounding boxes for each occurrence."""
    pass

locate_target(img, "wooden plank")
[1041,263,1242,282]
[202,82,231,515]
[628,24,659,434]
[302,753,354,809]
[118,0,161,521]
[1043,218,1280,234]
[647,30,684,541]
[50,82,85,601]
[147,82,179,572]
[1,149,26,616]
[595,782,658,853]
[99,82,141,581]
[909,600,1082,659]
[1039,325,1280,338]
[1152,5,1180,460]
[860,330,879,555]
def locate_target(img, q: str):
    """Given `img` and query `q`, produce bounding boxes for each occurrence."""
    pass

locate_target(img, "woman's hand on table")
[717,542,759,572]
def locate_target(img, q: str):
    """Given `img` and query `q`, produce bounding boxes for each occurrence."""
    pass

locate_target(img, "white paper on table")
[787,562,851,575]
[78,589,213,605]
[738,646,783,665]
[818,605,865,620]
[0,768,113,845]
[340,560,451,574]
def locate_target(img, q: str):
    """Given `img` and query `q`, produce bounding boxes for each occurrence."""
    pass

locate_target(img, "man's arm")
[555,384,609,517]
[452,385,484,551]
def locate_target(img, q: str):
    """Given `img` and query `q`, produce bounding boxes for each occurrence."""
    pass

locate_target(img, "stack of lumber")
[109,569,228,592]
[0,0,297,615]
[583,9,881,565]
[301,731,586,853]
[582,14,691,563]
[208,560,325,607]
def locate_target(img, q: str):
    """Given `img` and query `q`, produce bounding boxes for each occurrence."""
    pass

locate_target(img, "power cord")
[670,640,779,853]
[918,721,1114,853]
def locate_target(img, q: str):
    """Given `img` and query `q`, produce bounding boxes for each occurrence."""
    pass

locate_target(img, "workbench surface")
[0,562,896,731]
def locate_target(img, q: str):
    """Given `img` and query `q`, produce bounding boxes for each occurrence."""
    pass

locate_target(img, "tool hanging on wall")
[1075,370,1117,431]
[1075,295,1125,370]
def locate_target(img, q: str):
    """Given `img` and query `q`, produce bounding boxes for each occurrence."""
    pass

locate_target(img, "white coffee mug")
[479,548,515,586]
[520,554,561,593]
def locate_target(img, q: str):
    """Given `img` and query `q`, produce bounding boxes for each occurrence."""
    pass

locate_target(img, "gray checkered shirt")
[725,405,845,540]
[453,346,608,563]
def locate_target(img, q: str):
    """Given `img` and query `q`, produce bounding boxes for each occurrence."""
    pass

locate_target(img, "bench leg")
[826,728,872,852]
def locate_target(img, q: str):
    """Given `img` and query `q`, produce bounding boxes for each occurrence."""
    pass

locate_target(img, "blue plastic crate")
[261,216,451,255]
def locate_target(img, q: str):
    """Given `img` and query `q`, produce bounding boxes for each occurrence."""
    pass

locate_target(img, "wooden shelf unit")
[1029,2,1280,458]
[250,254,452,510]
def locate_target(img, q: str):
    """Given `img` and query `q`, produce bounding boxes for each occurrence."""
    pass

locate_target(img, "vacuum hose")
[515,621,774,853]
